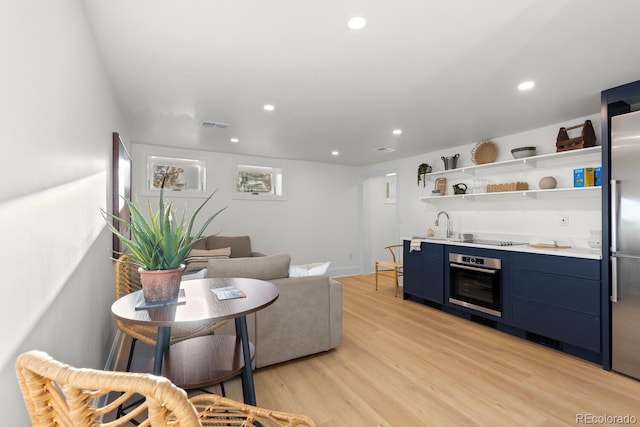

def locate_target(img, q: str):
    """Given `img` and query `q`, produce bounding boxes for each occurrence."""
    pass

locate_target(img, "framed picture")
[112,132,132,259]
[146,155,206,194]
[385,173,397,204]
[233,163,285,200]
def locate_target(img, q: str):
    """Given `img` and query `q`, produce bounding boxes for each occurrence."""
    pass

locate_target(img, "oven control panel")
[449,253,501,269]
[462,255,484,265]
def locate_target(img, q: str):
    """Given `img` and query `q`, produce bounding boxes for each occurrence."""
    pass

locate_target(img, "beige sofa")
[206,254,342,368]
[191,235,265,258]
[185,235,265,272]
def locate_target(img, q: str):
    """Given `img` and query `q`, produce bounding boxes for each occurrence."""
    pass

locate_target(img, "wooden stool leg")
[394,267,399,297]
[375,262,379,291]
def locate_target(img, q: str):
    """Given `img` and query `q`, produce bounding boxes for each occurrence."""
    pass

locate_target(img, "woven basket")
[486,182,529,192]
[472,140,498,164]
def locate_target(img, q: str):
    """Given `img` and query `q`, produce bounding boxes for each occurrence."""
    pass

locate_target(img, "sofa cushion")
[288,261,331,277]
[207,254,291,280]
[204,235,253,258]
[185,247,231,272]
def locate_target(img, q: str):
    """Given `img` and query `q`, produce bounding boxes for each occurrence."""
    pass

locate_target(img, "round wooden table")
[112,277,278,405]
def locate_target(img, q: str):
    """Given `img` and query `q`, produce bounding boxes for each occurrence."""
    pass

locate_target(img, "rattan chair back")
[114,255,142,299]
[16,350,318,427]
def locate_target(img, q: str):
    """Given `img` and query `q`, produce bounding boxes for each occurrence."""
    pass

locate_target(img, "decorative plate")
[471,140,498,165]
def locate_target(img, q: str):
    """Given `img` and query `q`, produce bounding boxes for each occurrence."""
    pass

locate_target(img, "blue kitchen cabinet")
[403,240,444,303]
[509,252,601,353]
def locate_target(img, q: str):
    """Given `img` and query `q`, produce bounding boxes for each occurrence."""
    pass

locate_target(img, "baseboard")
[329,266,360,277]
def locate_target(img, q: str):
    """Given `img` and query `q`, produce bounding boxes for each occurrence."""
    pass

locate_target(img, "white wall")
[0,0,127,422]
[131,144,361,276]
[361,114,602,247]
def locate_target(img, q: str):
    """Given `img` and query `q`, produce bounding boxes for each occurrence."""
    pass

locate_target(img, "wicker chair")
[16,350,317,427]
[115,255,227,372]
[375,244,404,297]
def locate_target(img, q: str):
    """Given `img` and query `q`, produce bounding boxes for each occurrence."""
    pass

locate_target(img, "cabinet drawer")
[512,298,600,352]
[511,252,600,280]
[510,269,599,315]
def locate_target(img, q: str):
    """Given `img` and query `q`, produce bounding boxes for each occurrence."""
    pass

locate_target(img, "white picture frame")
[233,163,285,201]
[385,173,397,204]
[144,155,206,196]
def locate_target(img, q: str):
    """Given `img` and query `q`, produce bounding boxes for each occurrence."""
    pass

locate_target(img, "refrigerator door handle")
[611,179,619,253]
[610,179,619,302]
[611,256,618,302]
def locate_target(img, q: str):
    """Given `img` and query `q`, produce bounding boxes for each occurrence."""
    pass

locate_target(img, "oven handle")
[450,263,499,274]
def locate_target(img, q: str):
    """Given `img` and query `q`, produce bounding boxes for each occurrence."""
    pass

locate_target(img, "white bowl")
[511,146,536,159]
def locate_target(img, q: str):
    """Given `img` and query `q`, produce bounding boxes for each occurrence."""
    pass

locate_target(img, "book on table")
[211,286,246,300]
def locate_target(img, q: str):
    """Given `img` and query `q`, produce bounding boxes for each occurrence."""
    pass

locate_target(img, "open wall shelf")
[420,146,602,203]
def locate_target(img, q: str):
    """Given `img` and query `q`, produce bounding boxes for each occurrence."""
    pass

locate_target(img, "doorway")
[361,170,400,274]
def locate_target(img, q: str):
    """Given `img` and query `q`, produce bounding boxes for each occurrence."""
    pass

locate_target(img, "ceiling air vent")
[375,147,396,153]
[201,120,230,129]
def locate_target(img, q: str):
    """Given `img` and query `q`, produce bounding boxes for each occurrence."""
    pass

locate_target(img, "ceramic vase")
[539,176,557,189]
[138,265,185,302]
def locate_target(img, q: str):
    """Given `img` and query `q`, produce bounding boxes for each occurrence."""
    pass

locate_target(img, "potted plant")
[102,185,225,302]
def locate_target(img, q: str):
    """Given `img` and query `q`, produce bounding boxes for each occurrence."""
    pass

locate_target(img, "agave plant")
[102,186,225,271]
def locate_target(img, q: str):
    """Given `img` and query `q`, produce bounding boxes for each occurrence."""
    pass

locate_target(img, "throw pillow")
[289,261,331,277]
[185,247,232,272]
[207,254,291,280]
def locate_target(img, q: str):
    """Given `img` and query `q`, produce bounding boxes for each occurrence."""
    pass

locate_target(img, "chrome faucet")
[435,211,452,238]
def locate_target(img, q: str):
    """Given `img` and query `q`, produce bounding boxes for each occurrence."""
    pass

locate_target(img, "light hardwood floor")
[214,274,640,426]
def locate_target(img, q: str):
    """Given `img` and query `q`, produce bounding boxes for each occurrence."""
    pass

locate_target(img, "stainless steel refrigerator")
[611,109,640,380]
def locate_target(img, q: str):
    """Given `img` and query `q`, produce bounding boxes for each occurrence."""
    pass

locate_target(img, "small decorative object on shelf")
[539,176,557,189]
[435,177,447,195]
[486,182,529,192]
[511,146,536,159]
[441,154,460,170]
[556,120,596,152]
[452,183,467,195]
[471,140,498,164]
[574,168,595,187]
[417,163,432,187]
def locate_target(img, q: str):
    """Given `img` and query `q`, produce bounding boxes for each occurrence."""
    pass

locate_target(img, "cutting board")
[528,244,572,249]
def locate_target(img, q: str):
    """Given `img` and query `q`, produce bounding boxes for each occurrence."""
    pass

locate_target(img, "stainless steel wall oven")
[449,253,502,317]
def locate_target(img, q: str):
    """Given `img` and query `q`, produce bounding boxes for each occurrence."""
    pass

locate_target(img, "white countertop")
[404,237,602,260]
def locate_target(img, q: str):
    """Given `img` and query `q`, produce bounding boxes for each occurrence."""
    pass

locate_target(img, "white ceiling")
[84,0,640,166]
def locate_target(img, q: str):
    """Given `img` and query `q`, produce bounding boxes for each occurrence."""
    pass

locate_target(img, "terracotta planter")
[138,265,185,302]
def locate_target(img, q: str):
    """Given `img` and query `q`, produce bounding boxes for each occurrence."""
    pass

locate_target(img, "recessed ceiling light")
[392,129,402,135]
[331,150,340,156]
[347,16,367,30]
[518,80,535,91]
[263,104,275,111]
[230,138,239,143]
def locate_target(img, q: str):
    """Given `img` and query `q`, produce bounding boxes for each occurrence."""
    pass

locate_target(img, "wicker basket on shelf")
[471,140,498,164]
[486,182,529,192]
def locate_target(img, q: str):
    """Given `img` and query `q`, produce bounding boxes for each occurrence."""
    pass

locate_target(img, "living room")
[3,1,640,425]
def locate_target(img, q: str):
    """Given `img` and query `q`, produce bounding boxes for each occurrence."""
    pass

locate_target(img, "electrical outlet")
[559,214,569,227]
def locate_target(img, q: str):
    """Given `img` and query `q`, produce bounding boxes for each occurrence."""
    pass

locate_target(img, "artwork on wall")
[146,155,206,194]
[385,173,397,204]
[112,132,132,259]
[234,163,285,200]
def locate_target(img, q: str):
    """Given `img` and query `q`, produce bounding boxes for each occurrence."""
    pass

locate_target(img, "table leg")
[153,326,171,376]
[235,316,256,405]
